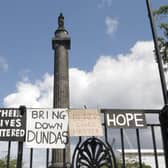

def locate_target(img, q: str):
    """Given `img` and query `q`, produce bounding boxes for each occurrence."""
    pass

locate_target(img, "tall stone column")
[50,13,71,168]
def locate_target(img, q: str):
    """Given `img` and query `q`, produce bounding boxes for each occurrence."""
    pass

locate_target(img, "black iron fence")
[0,109,165,168]
[70,109,164,168]
[102,109,164,168]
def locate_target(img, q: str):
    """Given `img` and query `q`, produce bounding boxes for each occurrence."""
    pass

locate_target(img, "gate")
[71,109,164,168]
[0,109,166,167]
[72,137,117,168]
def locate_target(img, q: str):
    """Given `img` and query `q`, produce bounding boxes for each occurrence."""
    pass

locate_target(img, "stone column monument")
[50,13,71,168]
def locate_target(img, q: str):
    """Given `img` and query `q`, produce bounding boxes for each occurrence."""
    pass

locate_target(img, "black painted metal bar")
[147,124,160,127]
[136,129,142,168]
[104,112,108,142]
[103,112,117,168]
[120,128,126,168]
[146,0,168,104]
[6,141,11,168]
[159,119,168,167]
[151,126,159,168]
[46,149,49,168]
[30,148,33,168]
[63,149,66,167]
[146,1,168,167]
[101,109,161,114]
[72,136,82,167]
[17,142,23,168]
[16,106,26,168]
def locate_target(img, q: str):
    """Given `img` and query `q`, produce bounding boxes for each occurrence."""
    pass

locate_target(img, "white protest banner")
[26,108,68,149]
[69,109,103,136]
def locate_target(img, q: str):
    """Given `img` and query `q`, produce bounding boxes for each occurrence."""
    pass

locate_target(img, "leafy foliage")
[154,6,168,17]
[0,157,17,168]
[100,159,152,168]
[154,5,168,65]
[117,159,152,168]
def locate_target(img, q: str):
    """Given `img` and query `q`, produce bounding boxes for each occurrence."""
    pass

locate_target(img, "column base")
[48,162,71,168]
[48,163,64,168]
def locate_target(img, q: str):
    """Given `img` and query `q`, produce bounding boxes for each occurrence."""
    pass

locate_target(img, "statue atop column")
[58,13,64,29]
[54,13,70,49]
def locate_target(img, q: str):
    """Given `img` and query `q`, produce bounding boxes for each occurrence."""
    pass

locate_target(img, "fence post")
[17,142,23,168]
[6,141,11,168]
[17,106,26,168]
[146,0,168,167]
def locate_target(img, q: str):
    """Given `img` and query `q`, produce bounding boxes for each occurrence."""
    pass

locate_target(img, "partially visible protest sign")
[69,109,103,136]
[0,108,26,141]
[26,108,68,149]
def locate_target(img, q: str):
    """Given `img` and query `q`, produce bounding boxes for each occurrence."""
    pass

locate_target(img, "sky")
[0,0,167,109]
[0,0,168,167]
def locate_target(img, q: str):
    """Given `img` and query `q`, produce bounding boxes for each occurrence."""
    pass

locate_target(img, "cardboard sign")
[26,108,68,149]
[0,109,26,141]
[104,109,147,128]
[69,109,103,136]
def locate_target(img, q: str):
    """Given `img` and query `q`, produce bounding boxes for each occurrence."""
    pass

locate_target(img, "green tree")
[154,5,168,65]
[101,159,152,168]
[117,159,152,168]
[0,157,17,168]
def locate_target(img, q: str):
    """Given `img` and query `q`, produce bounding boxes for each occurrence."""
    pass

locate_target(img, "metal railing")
[0,109,165,168]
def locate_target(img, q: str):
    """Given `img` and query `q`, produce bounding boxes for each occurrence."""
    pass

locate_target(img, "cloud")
[70,41,163,109]
[2,41,164,166]
[4,41,163,109]
[105,16,118,36]
[98,0,112,8]
[0,57,8,72]
[4,73,53,108]
[2,41,165,168]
